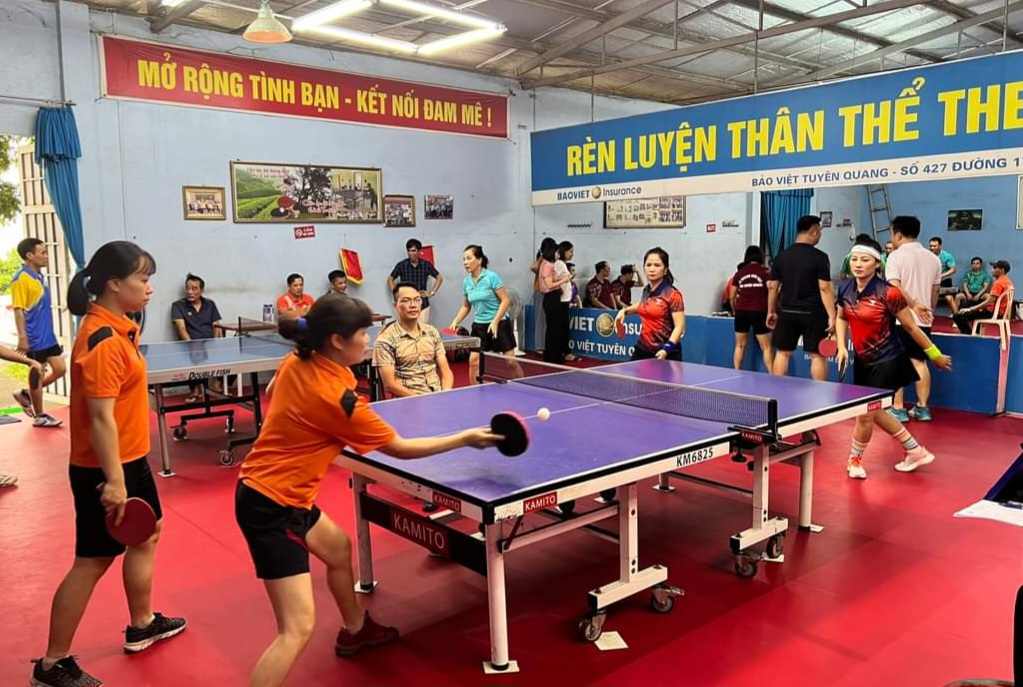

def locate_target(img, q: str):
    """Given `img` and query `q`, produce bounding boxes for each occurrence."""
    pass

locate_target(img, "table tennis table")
[143,325,480,476]
[336,354,891,673]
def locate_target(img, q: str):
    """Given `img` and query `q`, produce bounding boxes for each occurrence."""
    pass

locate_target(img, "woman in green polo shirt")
[449,245,516,383]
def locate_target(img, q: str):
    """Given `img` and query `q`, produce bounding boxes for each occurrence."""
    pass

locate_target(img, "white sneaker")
[33,413,63,428]
[847,458,867,479]
[894,447,935,472]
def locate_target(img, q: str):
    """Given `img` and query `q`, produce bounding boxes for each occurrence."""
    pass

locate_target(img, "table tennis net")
[482,354,777,433]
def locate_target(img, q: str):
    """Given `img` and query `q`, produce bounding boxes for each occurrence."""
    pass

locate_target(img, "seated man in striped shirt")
[372,282,454,398]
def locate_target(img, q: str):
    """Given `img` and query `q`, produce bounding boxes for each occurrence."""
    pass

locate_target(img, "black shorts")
[470,319,517,354]
[897,325,931,362]
[941,277,954,289]
[70,456,162,558]
[27,344,63,363]
[854,354,919,391]
[631,345,682,362]
[235,481,322,580]
[773,312,827,353]
[734,310,769,335]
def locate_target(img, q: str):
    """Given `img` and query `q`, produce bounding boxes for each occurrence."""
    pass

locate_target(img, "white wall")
[0,0,771,341]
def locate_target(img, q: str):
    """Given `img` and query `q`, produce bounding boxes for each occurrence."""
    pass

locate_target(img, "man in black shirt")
[387,239,443,324]
[171,273,222,402]
[766,215,836,381]
[171,273,222,340]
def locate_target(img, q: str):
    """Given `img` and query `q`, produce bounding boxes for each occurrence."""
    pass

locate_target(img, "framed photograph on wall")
[182,186,226,221]
[947,208,983,231]
[424,194,453,220]
[820,211,833,228]
[230,161,383,224]
[384,195,416,227]
[604,195,685,228]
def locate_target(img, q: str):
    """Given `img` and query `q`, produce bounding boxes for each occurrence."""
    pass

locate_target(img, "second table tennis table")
[143,325,480,475]
[336,354,891,673]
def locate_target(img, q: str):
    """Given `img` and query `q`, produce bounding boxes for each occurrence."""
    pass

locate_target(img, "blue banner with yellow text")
[531,50,1023,205]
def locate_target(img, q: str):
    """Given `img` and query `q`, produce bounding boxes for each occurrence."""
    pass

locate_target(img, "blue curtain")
[761,189,814,258]
[35,106,85,268]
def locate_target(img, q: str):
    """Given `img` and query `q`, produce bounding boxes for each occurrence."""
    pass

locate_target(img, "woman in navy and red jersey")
[730,245,774,371]
[236,293,500,687]
[836,237,952,480]
[615,247,685,361]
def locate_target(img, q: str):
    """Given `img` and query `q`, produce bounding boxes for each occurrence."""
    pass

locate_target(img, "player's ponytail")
[68,241,157,317]
[278,293,374,359]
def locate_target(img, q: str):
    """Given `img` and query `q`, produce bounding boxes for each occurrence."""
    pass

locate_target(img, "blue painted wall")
[873,176,1022,277]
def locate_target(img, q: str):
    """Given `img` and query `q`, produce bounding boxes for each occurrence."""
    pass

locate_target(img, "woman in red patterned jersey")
[836,237,951,480]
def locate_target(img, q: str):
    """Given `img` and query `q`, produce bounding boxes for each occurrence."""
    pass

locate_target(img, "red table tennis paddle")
[441,327,457,336]
[817,338,838,358]
[614,319,625,338]
[491,412,530,457]
[105,497,157,547]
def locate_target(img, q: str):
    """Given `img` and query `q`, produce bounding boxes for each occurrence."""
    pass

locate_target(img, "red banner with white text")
[100,36,508,138]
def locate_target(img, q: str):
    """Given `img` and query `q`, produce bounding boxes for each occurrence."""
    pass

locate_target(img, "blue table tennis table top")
[140,325,479,384]
[342,358,889,511]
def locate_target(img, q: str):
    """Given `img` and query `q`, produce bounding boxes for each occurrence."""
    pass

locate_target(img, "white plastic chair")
[971,288,1015,350]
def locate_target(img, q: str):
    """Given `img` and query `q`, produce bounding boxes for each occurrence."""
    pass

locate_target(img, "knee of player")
[283,613,317,644]
[73,555,116,578]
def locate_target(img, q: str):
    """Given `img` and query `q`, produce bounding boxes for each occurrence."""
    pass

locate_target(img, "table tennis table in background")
[336,354,891,673]
[143,324,480,476]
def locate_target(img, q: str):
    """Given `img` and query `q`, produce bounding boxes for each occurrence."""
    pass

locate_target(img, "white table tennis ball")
[537,407,551,422]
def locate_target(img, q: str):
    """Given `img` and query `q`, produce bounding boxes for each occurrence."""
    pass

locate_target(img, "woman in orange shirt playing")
[236,293,501,687]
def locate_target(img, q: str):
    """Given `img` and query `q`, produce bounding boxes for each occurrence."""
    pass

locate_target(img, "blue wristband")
[660,341,678,354]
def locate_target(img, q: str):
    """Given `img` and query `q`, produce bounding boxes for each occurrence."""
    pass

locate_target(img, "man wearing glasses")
[372,282,454,398]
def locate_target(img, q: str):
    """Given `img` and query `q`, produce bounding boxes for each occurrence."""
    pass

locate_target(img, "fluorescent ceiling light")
[301,24,418,54]
[417,27,505,55]
[160,0,187,6]
[378,0,502,30]
[291,0,373,31]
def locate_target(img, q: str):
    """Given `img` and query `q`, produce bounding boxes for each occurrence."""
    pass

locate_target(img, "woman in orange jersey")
[32,242,186,687]
[236,293,500,687]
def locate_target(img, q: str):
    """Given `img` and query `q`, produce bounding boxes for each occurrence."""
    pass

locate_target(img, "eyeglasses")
[398,297,423,306]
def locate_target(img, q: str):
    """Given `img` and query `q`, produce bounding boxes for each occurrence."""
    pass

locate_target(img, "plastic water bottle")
[262,304,274,322]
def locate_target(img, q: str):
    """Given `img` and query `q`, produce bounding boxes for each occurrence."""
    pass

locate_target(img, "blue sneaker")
[887,407,910,422]
[908,405,932,422]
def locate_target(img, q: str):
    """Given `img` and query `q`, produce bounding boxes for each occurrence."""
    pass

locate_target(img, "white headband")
[850,245,882,261]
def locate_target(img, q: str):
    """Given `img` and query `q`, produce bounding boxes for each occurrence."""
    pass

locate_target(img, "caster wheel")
[578,611,606,642]
[766,534,784,559]
[650,584,681,613]
[172,426,187,441]
[218,449,235,467]
[650,592,674,613]
[558,500,576,516]
[735,557,757,578]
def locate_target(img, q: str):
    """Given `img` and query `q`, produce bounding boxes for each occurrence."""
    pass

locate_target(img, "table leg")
[154,385,174,477]
[249,372,264,431]
[798,450,819,531]
[483,521,518,673]
[352,474,376,593]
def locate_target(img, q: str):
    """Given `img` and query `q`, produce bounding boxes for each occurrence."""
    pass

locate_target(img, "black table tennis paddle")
[491,412,530,456]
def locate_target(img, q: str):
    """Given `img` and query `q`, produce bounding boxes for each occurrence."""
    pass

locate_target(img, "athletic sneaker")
[30,656,102,687]
[33,413,63,428]
[335,614,399,657]
[894,446,935,473]
[886,407,910,423]
[846,458,867,480]
[908,405,933,422]
[13,389,35,418]
[123,612,187,653]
